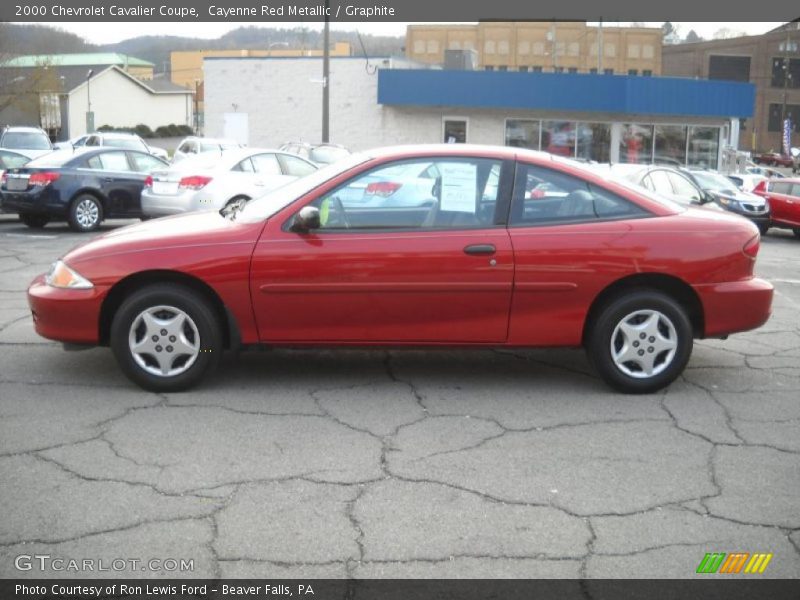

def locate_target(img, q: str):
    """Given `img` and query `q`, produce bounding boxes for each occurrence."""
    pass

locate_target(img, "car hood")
[713,189,766,204]
[64,211,263,266]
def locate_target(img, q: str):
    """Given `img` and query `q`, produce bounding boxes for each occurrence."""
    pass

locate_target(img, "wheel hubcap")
[128,305,200,377]
[76,199,99,228]
[610,309,678,379]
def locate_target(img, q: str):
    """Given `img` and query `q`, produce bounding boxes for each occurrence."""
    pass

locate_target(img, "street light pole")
[86,69,94,134]
[322,0,330,143]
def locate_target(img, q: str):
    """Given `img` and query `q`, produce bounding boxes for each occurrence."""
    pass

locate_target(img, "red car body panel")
[28,145,773,351]
[757,177,800,228]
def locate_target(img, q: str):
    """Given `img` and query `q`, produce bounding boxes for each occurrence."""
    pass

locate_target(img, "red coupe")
[755,177,800,238]
[28,145,773,394]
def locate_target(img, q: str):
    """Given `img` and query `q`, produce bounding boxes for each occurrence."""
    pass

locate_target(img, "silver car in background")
[141,148,317,217]
[171,137,244,164]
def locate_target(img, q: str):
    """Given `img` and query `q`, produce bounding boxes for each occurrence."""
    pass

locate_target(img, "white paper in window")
[439,163,477,213]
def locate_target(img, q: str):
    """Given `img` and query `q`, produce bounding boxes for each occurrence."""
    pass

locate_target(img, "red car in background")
[755,177,800,238]
[752,152,794,168]
[28,145,773,394]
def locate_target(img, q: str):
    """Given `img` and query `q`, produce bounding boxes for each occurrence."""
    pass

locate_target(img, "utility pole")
[781,26,790,139]
[322,0,330,143]
[597,18,603,72]
[550,22,557,71]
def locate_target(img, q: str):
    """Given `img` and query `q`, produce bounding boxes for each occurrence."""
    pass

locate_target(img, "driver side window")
[305,158,503,231]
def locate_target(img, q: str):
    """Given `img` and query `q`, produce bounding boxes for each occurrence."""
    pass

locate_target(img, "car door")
[507,161,651,346]
[85,151,144,216]
[250,155,515,343]
[766,181,793,224]
[781,183,800,226]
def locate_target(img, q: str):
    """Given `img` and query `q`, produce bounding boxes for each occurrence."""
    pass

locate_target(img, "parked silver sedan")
[141,149,317,217]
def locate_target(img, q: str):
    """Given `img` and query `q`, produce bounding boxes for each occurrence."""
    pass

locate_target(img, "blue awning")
[378,70,755,119]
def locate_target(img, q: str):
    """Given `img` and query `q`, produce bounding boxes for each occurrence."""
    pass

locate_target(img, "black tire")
[68,194,103,232]
[221,195,251,215]
[757,222,769,236]
[19,214,50,229]
[110,284,222,392]
[793,228,800,240]
[586,290,693,394]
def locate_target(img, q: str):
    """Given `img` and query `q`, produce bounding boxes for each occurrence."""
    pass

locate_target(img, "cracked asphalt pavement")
[0,216,799,580]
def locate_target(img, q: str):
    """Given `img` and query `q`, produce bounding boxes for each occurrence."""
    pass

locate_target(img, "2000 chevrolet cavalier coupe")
[28,145,773,394]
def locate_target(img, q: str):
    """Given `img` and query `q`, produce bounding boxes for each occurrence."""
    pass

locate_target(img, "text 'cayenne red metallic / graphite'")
[27,145,773,394]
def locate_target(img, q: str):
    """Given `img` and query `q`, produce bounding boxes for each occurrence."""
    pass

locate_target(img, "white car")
[726,172,768,192]
[54,132,169,161]
[172,137,243,164]
[141,149,318,217]
[0,126,53,160]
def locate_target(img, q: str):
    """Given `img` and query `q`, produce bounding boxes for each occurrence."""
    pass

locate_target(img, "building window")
[604,43,616,58]
[771,57,800,88]
[505,119,541,150]
[484,65,494,71]
[604,68,614,75]
[448,40,461,50]
[642,44,655,59]
[590,68,598,74]
[628,69,638,76]
[542,121,576,157]
[413,40,425,54]
[519,66,529,72]
[532,66,543,73]
[709,55,752,82]
[568,42,580,56]
[498,65,508,71]
[768,103,800,131]
[688,126,720,169]
[554,66,565,73]
[498,40,510,55]
[426,40,439,54]
[568,67,578,74]
[576,122,612,162]
[642,69,653,76]
[443,118,468,143]
[518,41,531,55]
[654,125,688,166]
[484,40,496,54]
[533,42,546,56]
[627,44,641,59]
[620,124,654,164]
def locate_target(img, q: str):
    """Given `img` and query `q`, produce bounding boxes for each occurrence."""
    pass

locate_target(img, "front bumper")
[27,274,106,345]
[694,277,773,338]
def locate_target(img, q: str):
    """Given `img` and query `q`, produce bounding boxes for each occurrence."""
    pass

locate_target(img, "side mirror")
[291,206,321,232]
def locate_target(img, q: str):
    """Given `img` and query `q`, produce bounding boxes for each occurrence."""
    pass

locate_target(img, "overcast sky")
[31,21,786,45]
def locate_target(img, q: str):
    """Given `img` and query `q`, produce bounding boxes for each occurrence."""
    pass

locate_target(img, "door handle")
[463,244,496,256]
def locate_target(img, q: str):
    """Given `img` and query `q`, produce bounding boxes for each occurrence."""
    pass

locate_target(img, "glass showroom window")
[619,123,654,164]
[542,121,576,157]
[654,125,688,166]
[505,119,541,150]
[576,123,611,162]
[687,126,720,169]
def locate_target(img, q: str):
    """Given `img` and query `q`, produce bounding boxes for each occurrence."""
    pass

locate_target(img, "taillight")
[743,234,760,259]
[144,175,153,188]
[365,181,402,197]
[178,175,212,190]
[28,172,60,186]
[0,172,6,186]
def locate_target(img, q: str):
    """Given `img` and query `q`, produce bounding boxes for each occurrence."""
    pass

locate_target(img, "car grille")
[741,203,767,214]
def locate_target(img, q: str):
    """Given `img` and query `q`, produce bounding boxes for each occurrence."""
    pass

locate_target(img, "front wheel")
[110,284,222,392]
[68,194,103,232]
[586,290,693,394]
[19,214,50,229]
[757,222,769,236]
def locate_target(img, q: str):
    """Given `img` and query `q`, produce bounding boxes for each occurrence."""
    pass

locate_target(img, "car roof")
[91,132,142,139]
[2,126,46,133]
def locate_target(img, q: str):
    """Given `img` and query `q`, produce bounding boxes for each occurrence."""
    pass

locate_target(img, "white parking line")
[4,233,59,240]
[771,278,800,285]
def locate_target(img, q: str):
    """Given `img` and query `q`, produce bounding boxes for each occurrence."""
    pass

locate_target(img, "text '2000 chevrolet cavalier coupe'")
[28,145,773,393]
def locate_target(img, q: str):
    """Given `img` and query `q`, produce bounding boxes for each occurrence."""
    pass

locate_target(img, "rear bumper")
[27,274,105,345]
[694,277,773,338]
[1,188,64,216]
[141,189,202,217]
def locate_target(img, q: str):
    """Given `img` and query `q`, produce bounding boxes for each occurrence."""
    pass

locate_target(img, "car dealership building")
[204,56,755,170]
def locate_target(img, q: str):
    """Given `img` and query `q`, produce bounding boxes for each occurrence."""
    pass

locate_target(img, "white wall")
[204,57,731,153]
[68,69,192,138]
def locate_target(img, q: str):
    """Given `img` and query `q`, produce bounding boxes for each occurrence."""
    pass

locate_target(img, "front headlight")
[718,196,739,208]
[45,260,94,289]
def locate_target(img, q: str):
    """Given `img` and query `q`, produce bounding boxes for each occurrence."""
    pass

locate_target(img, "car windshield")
[690,171,738,192]
[2,131,51,150]
[236,153,370,223]
[105,138,145,150]
[310,146,350,165]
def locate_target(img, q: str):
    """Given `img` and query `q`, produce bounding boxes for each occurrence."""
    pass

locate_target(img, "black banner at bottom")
[2,579,800,600]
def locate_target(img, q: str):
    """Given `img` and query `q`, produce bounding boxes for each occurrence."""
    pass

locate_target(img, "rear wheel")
[587,290,693,394]
[19,214,50,229]
[68,194,103,232]
[793,228,800,240]
[110,284,222,392]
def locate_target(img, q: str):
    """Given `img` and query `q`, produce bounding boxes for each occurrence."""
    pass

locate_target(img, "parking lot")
[0,214,798,579]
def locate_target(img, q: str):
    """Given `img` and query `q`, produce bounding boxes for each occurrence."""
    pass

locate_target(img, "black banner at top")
[1,0,799,22]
